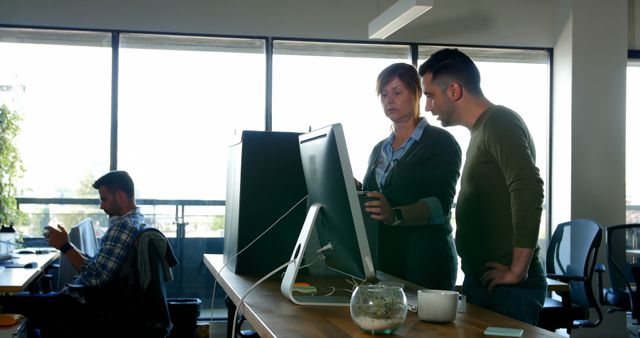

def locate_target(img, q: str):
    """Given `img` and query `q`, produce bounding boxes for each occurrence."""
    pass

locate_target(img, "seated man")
[0,170,177,338]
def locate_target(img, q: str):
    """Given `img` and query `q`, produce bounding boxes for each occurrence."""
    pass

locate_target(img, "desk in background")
[454,274,568,294]
[0,250,59,293]
[204,254,564,338]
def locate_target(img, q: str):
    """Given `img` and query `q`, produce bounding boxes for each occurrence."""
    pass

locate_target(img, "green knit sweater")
[455,105,544,277]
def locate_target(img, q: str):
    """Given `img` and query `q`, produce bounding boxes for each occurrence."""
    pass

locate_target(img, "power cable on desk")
[279,242,333,279]
[232,259,295,338]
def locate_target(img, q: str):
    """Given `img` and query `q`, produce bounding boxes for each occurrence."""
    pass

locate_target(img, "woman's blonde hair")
[376,62,422,102]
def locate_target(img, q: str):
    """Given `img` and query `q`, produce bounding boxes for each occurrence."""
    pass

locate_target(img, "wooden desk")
[0,250,59,293]
[451,260,569,293]
[545,278,569,293]
[204,254,563,338]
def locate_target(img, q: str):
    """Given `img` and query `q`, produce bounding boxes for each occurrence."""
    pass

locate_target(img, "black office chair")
[538,219,604,333]
[598,223,640,322]
[18,227,177,338]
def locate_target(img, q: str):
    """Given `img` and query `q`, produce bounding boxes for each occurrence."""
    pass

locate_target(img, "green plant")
[0,104,25,226]
[351,284,407,320]
[211,215,225,231]
[353,291,405,319]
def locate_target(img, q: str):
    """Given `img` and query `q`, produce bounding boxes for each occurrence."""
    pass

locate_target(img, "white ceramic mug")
[417,289,459,323]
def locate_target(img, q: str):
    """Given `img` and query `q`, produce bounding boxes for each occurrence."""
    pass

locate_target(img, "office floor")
[198,319,254,338]
[628,313,639,338]
[199,308,256,338]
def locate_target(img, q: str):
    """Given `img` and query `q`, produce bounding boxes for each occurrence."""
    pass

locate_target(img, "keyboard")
[0,261,38,269]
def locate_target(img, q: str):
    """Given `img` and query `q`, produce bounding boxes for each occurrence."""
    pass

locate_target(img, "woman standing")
[361,63,462,290]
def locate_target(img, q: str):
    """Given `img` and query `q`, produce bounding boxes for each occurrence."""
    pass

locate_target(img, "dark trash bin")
[167,297,202,338]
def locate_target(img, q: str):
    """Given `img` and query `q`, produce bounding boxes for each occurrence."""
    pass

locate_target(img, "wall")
[1,1,638,48]
[552,1,628,337]
[632,0,640,48]
[0,0,570,48]
[551,11,573,227]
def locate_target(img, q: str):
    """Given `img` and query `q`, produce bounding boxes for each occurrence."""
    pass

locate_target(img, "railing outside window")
[16,197,225,239]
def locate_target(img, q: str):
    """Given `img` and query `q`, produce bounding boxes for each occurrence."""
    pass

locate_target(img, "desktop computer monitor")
[281,123,377,306]
[58,217,99,289]
[223,130,308,274]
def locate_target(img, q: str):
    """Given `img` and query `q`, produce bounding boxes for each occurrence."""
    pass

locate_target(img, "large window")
[118,34,265,237]
[272,41,410,180]
[0,29,112,236]
[1,29,268,239]
[628,59,640,222]
[118,34,265,201]
[1,30,112,197]
[418,46,551,245]
[1,26,552,315]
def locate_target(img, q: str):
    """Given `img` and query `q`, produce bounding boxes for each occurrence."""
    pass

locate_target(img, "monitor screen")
[281,123,376,305]
[58,217,99,289]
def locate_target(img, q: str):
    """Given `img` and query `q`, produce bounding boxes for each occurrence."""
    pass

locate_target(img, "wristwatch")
[391,208,403,226]
[59,242,72,254]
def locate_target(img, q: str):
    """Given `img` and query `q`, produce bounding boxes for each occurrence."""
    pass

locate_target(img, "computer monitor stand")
[281,204,353,306]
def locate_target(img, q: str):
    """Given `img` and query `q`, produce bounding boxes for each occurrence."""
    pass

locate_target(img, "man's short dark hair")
[418,48,483,96]
[92,170,135,200]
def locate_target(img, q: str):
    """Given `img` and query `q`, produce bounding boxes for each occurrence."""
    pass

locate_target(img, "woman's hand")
[363,191,395,224]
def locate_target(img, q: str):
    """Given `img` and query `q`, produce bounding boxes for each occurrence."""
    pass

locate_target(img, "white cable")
[223,194,308,273]
[317,286,336,296]
[232,259,294,337]
[209,280,218,338]
[279,245,332,279]
[316,243,333,254]
[281,256,317,279]
[208,193,308,336]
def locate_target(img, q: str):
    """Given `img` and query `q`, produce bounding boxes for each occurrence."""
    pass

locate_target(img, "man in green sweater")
[418,48,546,325]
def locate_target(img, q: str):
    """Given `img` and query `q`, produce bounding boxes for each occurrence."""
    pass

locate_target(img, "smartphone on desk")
[484,327,523,337]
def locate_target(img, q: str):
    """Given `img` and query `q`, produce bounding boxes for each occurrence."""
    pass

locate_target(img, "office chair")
[80,227,178,338]
[598,223,640,322]
[538,219,604,333]
[26,227,177,338]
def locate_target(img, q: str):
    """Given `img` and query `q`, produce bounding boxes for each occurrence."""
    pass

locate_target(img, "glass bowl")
[350,283,408,335]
